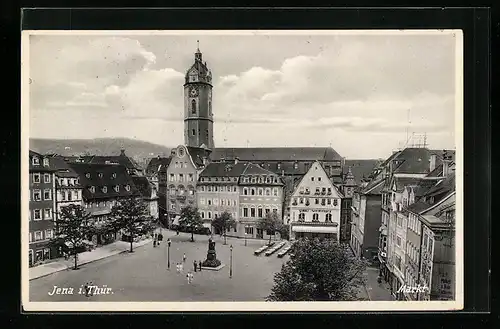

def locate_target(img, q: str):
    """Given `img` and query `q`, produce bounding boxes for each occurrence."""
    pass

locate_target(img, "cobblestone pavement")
[361,266,394,301]
[29,232,288,302]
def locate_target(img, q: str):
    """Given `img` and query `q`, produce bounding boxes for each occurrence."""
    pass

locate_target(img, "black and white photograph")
[22,30,463,311]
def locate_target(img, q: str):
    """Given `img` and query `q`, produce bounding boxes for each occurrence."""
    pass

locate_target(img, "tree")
[49,204,95,270]
[108,197,155,253]
[178,205,203,242]
[212,211,236,245]
[276,223,290,241]
[257,211,282,244]
[267,238,367,301]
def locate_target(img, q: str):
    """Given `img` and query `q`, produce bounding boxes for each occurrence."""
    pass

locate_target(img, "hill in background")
[29,138,173,169]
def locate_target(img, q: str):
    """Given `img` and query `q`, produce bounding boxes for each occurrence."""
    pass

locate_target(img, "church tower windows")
[183,42,214,149]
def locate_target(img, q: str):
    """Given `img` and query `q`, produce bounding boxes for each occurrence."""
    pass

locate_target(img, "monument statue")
[202,237,221,267]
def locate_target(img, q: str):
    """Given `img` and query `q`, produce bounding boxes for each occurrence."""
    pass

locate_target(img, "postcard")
[22,29,463,312]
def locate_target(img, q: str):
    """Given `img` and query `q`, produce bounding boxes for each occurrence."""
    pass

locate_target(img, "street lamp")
[229,244,233,279]
[167,238,171,270]
[244,225,249,246]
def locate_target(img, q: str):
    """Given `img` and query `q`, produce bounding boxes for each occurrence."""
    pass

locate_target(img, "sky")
[27,31,459,159]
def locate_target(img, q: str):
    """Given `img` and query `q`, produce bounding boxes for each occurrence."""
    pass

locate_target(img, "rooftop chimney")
[234,157,239,164]
[157,155,161,160]
[429,154,437,172]
[220,157,225,162]
[442,150,453,177]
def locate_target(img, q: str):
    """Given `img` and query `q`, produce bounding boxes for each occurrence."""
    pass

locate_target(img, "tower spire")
[197,40,200,52]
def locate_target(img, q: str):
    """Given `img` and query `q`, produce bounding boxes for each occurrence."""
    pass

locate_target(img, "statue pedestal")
[201,263,226,271]
[202,238,222,268]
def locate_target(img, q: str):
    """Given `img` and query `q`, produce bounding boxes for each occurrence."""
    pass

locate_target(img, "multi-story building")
[350,175,384,261]
[62,149,143,176]
[406,156,456,301]
[68,162,140,245]
[50,156,83,218]
[288,161,343,241]
[340,167,357,243]
[167,145,210,225]
[146,156,172,224]
[197,160,284,239]
[132,176,159,221]
[237,163,284,239]
[29,151,57,267]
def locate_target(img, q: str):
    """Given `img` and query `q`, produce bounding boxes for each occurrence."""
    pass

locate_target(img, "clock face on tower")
[189,87,199,97]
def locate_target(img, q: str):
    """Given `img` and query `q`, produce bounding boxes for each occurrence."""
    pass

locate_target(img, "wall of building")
[166,146,198,218]
[197,181,239,233]
[362,195,382,260]
[29,171,56,265]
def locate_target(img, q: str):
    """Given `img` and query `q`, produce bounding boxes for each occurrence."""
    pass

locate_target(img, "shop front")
[291,224,339,241]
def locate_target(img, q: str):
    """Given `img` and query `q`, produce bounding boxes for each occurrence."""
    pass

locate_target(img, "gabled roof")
[392,148,434,174]
[49,155,80,178]
[186,146,212,168]
[199,162,248,177]
[68,163,139,200]
[407,173,455,215]
[29,150,58,172]
[344,160,379,186]
[146,156,172,176]
[211,147,342,162]
[362,178,385,195]
[392,176,423,192]
[62,150,140,170]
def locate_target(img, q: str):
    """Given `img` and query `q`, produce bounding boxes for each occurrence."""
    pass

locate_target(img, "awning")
[292,226,339,233]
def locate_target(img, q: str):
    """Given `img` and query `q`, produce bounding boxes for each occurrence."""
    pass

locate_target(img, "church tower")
[183,42,214,149]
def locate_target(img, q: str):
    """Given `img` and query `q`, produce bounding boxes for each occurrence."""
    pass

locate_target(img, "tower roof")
[344,167,356,186]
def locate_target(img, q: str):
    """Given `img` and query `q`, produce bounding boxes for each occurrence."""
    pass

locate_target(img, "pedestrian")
[179,262,184,273]
[186,272,193,284]
[153,239,157,247]
[88,281,94,296]
[176,263,180,273]
[183,253,187,263]
[198,260,202,271]
[193,260,197,272]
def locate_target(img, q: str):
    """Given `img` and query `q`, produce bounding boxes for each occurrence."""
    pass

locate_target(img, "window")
[265,208,270,214]
[428,237,434,253]
[179,174,184,182]
[125,185,131,191]
[43,189,52,200]
[33,209,41,220]
[298,213,305,221]
[170,174,175,181]
[327,198,331,205]
[192,129,196,136]
[44,174,51,183]
[45,229,53,239]
[32,157,40,165]
[315,198,319,205]
[207,199,212,206]
[321,199,326,206]
[191,99,196,114]
[114,185,120,192]
[233,187,237,192]
[395,256,402,270]
[318,177,322,181]
[214,198,219,205]
[325,213,332,222]
[33,189,41,201]
[294,163,298,170]
[90,186,95,193]
[102,186,108,193]
[396,236,402,247]
[258,207,263,218]
[67,191,72,201]
[243,188,248,195]
[43,158,49,167]
[33,173,40,183]
[333,199,338,206]
[245,226,254,235]
[201,212,205,219]
[250,207,256,218]
[189,174,194,182]
[258,188,263,196]
[311,177,314,181]
[251,188,256,196]
[34,231,43,241]
[98,173,103,178]
[273,188,278,196]
[86,173,91,178]
[312,213,319,222]
[243,208,248,217]
[397,216,402,227]
[265,188,271,196]
[277,163,281,170]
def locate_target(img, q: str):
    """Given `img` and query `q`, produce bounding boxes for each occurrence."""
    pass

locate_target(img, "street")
[30,232,288,302]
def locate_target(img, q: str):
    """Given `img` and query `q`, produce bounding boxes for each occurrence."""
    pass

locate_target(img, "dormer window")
[125,185,131,191]
[112,173,117,179]
[98,173,103,178]
[294,163,298,170]
[277,163,281,170]
[102,186,108,193]
[86,173,91,178]
[90,186,95,193]
[32,157,40,165]
[114,185,120,192]
[43,158,49,167]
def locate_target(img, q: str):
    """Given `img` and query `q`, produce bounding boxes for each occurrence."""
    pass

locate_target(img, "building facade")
[166,145,210,225]
[288,161,343,241]
[340,167,357,243]
[197,160,284,239]
[146,156,172,224]
[132,176,159,220]
[50,156,83,219]
[29,151,57,267]
[350,178,384,261]
[68,162,140,245]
